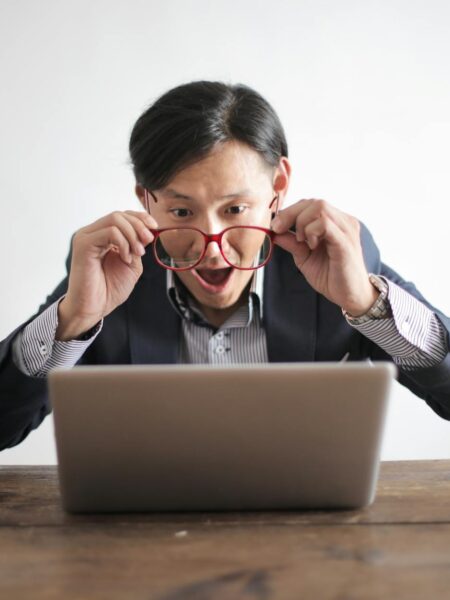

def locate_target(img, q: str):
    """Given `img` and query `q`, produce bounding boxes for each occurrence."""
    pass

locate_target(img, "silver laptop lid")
[48,362,396,513]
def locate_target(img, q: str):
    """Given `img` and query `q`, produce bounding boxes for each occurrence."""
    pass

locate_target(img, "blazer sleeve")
[359,222,450,420]
[0,243,73,450]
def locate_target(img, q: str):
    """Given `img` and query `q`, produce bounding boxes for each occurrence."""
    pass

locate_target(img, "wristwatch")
[342,274,391,324]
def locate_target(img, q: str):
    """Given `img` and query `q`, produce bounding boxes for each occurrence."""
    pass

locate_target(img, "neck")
[190,277,253,328]
[199,294,249,328]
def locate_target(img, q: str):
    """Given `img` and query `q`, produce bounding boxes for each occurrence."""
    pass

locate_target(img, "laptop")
[48,362,396,513]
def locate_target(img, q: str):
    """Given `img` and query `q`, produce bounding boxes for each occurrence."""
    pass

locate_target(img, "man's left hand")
[272,199,378,317]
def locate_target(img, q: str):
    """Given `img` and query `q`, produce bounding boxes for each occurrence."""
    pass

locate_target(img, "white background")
[0,0,449,464]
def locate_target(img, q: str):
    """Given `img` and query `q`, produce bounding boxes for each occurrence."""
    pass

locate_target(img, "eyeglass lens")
[154,227,272,269]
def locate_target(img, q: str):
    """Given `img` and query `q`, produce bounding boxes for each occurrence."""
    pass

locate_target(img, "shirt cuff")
[345,277,448,370]
[13,295,103,377]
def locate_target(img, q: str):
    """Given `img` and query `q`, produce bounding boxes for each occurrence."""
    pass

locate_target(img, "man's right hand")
[56,210,157,341]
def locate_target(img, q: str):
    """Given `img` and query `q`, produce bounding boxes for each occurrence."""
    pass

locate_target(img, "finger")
[83,226,134,265]
[304,216,346,253]
[274,198,353,239]
[294,202,327,242]
[122,211,156,247]
[295,200,355,241]
[271,199,315,234]
[83,212,146,257]
[273,231,311,269]
[123,210,158,231]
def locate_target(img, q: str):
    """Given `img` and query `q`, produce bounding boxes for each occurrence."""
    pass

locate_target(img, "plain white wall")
[0,0,449,464]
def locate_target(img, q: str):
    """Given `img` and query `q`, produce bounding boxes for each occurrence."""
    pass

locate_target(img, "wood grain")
[0,461,449,599]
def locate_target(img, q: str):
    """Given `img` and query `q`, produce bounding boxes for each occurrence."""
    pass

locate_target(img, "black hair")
[128,80,288,190]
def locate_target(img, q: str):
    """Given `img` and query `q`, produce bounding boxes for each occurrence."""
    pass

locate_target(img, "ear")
[272,156,291,211]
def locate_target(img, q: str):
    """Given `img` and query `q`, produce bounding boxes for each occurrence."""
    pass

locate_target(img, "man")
[0,80,449,451]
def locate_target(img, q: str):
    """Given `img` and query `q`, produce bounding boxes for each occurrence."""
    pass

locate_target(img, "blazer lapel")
[263,247,317,363]
[126,251,180,365]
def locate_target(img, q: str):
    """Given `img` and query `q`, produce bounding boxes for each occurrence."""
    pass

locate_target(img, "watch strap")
[343,274,391,324]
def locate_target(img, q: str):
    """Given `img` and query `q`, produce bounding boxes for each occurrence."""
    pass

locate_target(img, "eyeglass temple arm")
[143,189,158,212]
[269,194,279,220]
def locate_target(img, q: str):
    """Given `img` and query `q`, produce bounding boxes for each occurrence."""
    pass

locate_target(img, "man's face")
[139,140,288,315]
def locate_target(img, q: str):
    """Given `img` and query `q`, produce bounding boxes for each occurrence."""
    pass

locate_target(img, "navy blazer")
[1,223,449,450]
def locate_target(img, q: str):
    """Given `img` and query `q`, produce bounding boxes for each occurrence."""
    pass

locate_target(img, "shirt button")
[216,332,224,340]
[215,346,225,354]
[39,343,48,356]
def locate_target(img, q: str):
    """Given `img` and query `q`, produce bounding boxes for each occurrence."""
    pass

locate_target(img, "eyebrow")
[163,187,253,200]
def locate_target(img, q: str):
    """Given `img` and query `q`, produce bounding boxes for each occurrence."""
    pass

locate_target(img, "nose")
[202,238,222,262]
[194,214,225,265]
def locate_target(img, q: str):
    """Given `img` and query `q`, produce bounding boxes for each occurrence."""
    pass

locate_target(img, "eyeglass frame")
[142,188,279,272]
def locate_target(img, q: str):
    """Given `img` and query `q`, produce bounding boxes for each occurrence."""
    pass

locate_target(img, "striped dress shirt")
[13,268,447,376]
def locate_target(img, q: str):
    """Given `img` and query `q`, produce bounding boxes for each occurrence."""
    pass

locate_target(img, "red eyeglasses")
[143,189,278,272]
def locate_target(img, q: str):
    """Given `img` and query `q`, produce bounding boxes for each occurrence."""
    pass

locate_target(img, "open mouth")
[197,267,232,285]
[192,267,234,292]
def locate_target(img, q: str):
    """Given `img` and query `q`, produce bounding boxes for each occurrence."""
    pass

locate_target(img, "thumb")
[273,231,311,268]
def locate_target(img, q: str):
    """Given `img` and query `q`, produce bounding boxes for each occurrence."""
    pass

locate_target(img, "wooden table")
[1,461,450,599]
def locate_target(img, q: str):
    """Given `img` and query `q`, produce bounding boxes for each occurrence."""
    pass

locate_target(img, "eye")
[169,208,192,218]
[225,205,247,215]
